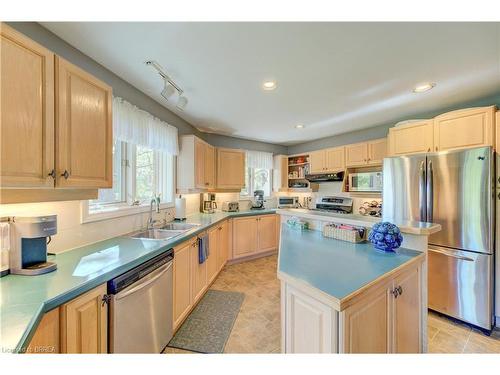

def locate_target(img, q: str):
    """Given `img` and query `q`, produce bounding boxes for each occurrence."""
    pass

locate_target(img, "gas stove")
[313,196,353,214]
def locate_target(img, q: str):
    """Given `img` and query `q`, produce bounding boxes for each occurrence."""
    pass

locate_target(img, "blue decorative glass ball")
[368,222,403,252]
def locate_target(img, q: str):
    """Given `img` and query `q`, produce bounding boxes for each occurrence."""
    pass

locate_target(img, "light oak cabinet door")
[216,148,245,189]
[345,143,368,167]
[309,150,326,173]
[367,138,387,165]
[173,240,194,331]
[61,284,107,353]
[257,215,278,252]
[388,120,434,156]
[0,23,55,188]
[285,284,338,353]
[194,138,206,189]
[26,308,60,354]
[434,106,495,152]
[232,216,258,258]
[204,144,216,189]
[393,267,421,353]
[342,284,391,353]
[217,221,229,272]
[191,237,208,303]
[207,226,219,284]
[56,57,113,188]
[325,147,345,172]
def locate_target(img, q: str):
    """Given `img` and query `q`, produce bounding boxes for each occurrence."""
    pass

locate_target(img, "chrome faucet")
[147,195,161,230]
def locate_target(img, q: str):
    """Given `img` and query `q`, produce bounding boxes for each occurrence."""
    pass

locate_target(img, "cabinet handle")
[396,286,403,296]
[435,147,438,151]
[101,294,111,306]
[391,288,399,298]
[427,148,431,152]
[497,177,500,184]
[48,169,56,179]
[61,170,70,179]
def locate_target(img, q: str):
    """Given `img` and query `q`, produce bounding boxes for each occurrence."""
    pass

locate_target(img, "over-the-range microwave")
[348,171,382,192]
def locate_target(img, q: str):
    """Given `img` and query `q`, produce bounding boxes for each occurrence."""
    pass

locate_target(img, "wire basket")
[322,223,366,243]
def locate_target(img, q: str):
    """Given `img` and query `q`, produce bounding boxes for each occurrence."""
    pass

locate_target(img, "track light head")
[177,96,188,111]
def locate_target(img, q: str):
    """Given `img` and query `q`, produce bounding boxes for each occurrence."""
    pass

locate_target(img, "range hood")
[305,171,344,182]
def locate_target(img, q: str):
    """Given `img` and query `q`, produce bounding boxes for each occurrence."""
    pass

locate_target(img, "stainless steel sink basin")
[159,222,201,231]
[130,229,186,241]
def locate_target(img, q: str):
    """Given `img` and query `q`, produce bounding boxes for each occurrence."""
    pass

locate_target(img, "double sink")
[130,222,201,241]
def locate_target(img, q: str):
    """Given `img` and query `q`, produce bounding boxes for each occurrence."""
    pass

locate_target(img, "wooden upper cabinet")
[60,284,107,353]
[0,23,55,188]
[309,150,326,173]
[433,106,495,152]
[367,138,387,165]
[325,146,345,172]
[55,57,113,188]
[273,155,288,192]
[388,120,434,156]
[204,144,216,189]
[194,137,206,189]
[216,148,245,189]
[345,142,368,167]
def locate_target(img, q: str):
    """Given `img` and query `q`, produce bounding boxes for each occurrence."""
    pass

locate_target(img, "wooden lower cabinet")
[173,239,195,331]
[217,220,229,272]
[60,284,108,353]
[281,258,423,353]
[26,308,60,354]
[191,236,208,303]
[232,214,279,259]
[207,226,219,284]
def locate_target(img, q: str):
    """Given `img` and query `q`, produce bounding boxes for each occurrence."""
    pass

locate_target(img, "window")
[242,167,272,197]
[83,141,174,222]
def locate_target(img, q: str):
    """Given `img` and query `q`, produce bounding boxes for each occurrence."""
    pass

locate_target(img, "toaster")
[222,201,239,212]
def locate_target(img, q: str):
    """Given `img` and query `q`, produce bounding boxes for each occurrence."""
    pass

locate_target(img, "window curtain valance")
[245,150,273,170]
[113,97,179,155]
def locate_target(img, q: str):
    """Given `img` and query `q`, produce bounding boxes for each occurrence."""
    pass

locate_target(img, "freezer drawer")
[428,246,493,330]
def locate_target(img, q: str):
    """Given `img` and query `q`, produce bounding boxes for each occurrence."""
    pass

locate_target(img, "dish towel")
[198,234,210,264]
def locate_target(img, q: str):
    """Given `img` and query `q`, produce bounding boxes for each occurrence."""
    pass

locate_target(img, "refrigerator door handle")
[426,160,433,222]
[419,161,426,221]
[428,247,474,262]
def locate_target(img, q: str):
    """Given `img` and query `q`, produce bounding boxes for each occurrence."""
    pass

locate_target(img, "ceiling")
[41,22,500,145]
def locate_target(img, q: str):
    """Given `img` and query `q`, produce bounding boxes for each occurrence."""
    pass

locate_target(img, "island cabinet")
[216,148,245,190]
[26,308,60,354]
[0,23,112,203]
[281,257,423,353]
[232,214,279,259]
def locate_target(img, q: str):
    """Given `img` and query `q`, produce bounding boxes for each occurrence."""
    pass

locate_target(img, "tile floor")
[165,254,500,354]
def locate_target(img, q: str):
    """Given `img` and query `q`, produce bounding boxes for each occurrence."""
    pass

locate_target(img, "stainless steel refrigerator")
[383,146,494,330]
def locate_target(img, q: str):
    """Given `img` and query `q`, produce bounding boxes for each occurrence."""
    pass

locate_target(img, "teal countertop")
[278,225,423,306]
[0,209,275,353]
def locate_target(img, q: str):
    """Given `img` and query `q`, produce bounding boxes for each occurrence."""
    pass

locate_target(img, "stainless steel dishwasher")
[108,250,174,353]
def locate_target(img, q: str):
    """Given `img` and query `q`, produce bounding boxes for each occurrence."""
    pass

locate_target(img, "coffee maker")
[9,215,57,275]
[201,193,217,214]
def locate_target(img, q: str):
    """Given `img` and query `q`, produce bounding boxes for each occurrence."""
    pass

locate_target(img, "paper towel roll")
[175,196,187,220]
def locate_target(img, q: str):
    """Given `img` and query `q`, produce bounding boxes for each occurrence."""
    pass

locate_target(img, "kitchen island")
[277,210,440,353]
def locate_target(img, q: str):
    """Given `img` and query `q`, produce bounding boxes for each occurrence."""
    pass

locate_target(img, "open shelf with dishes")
[286,154,319,192]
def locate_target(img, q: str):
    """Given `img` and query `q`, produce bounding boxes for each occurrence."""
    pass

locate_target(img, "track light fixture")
[146,60,188,110]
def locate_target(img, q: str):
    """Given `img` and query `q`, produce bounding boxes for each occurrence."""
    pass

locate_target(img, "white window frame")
[81,142,175,224]
[240,166,273,199]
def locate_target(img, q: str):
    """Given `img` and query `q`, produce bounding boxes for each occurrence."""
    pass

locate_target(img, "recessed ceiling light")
[295,124,304,129]
[262,80,277,91]
[413,82,436,93]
